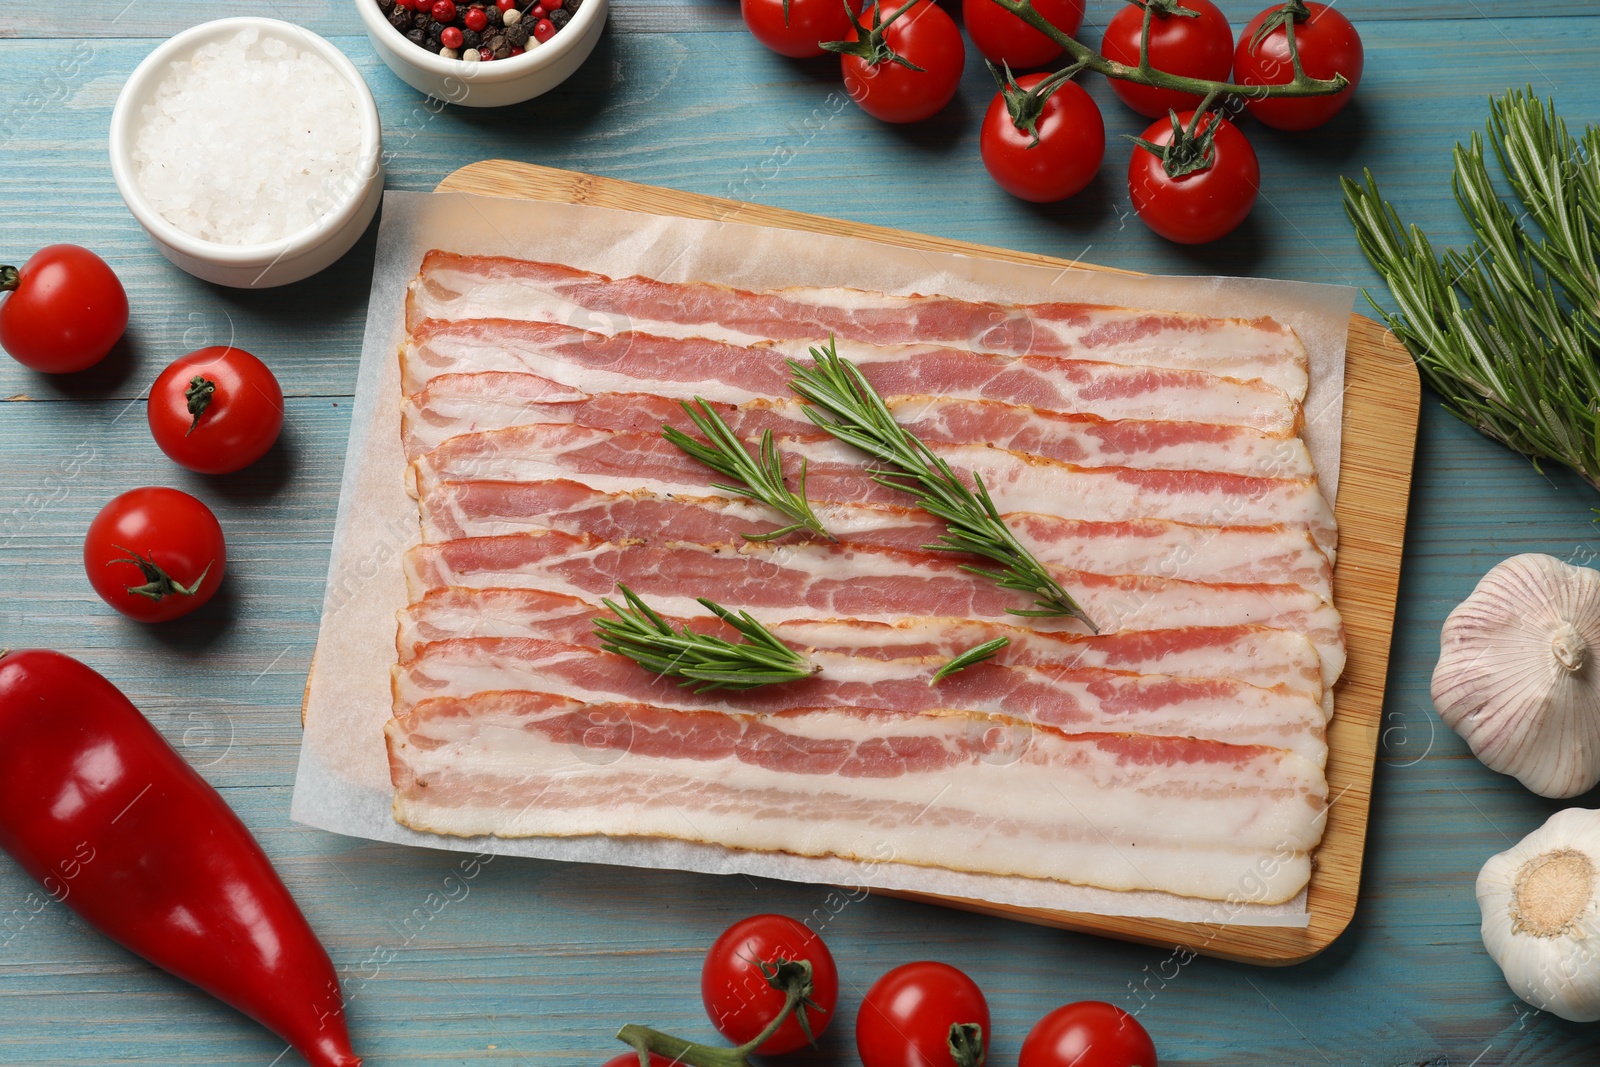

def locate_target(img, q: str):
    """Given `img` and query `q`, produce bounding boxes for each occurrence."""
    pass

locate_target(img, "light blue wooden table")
[4,3,1600,1064]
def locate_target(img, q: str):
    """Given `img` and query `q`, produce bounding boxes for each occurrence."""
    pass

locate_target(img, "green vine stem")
[616,959,822,1067]
[988,0,1349,101]
[0,265,19,293]
[109,547,212,602]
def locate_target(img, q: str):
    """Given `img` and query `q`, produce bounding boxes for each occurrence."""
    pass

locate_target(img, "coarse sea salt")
[133,27,364,246]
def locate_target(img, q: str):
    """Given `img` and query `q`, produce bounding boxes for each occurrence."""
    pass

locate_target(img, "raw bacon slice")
[395,588,1326,702]
[401,532,1347,685]
[407,252,1311,401]
[386,691,1325,902]
[391,634,1327,761]
[411,422,1338,557]
[402,371,1314,478]
[413,480,1334,598]
[401,319,1301,435]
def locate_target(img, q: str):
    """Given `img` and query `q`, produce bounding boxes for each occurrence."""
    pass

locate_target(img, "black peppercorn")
[549,8,570,29]
[484,6,502,26]
[405,26,427,45]
[377,0,395,11]
[426,30,444,50]
[387,5,413,30]
[505,22,529,46]
[567,0,584,12]
[461,28,483,48]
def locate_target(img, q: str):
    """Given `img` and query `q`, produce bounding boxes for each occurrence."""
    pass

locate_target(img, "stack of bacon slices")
[385,251,1342,908]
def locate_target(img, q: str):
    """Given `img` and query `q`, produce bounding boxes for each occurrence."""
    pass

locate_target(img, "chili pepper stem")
[0,265,18,293]
[985,0,1348,100]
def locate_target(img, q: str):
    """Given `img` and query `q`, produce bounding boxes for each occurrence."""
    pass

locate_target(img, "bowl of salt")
[110,18,384,288]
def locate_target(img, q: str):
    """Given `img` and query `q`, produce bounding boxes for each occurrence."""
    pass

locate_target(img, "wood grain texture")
[7,7,1600,1065]
[432,160,1419,964]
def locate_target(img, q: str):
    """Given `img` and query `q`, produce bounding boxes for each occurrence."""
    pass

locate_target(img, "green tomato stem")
[0,266,18,293]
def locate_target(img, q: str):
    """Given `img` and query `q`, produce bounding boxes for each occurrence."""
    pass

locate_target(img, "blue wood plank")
[6,6,1600,1067]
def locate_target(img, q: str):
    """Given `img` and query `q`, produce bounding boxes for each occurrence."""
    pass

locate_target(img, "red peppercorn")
[546,0,564,10]
[496,0,517,8]
[533,16,555,41]
[482,46,496,60]
[509,45,525,55]
[431,0,456,19]
[529,4,545,18]
[440,24,463,47]
[464,5,488,30]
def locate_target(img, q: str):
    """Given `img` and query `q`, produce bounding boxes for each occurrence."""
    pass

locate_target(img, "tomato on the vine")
[834,0,964,124]
[1099,0,1233,119]
[963,0,1084,71]
[856,961,990,1067]
[981,74,1104,203]
[601,1056,677,1067]
[1020,1002,1158,1067]
[0,245,127,374]
[742,0,860,58]
[1128,108,1259,244]
[700,914,839,1054]
[84,487,226,623]
[147,346,284,475]
[1234,2,1362,130]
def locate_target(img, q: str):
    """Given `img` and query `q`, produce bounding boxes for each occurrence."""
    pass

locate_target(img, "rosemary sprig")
[788,339,1097,631]
[929,638,1011,686]
[594,584,818,692]
[663,398,835,542]
[1343,87,1600,492]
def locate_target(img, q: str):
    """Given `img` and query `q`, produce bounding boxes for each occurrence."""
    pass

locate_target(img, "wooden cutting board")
[434,160,1421,966]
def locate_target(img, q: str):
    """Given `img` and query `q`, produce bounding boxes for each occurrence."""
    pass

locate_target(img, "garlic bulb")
[1432,553,1600,798]
[1478,808,1600,1021]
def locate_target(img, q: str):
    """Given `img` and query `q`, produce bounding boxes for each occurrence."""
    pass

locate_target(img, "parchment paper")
[292,189,1355,928]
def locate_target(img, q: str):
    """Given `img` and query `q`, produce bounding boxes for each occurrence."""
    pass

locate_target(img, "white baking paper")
[292,189,1355,929]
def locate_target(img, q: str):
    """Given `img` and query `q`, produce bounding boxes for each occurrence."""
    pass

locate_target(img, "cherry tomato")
[840,1,965,124]
[1128,109,1259,244]
[1234,2,1362,130]
[701,914,839,1054]
[981,75,1104,203]
[601,1056,676,1067]
[147,346,284,475]
[0,245,127,374]
[742,0,859,58]
[1099,0,1233,118]
[963,0,1084,71]
[856,961,990,1067]
[84,488,226,623]
[1019,1002,1158,1067]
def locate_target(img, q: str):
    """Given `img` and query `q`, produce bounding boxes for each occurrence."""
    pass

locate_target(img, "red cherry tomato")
[963,0,1084,71]
[840,1,965,124]
[601,1056,676,1067]
[84,488,226,623]
[147,346,284,475]
[1019,1002,1158,1067]
[1100,0,1233,118]
[701,914,839,1054]
[0,245,128,374]
[1128,109,1259,244]
[856,961,990,1067]
[1234,2,1362,130]
[742,0,859,58]
[980,75,1104,203]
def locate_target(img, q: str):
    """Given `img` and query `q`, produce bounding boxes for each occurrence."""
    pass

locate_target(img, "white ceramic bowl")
[110,18,384,289]
[357,0,608,107]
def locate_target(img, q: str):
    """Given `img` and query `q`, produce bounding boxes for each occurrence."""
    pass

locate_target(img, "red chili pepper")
[0,649,361,1067]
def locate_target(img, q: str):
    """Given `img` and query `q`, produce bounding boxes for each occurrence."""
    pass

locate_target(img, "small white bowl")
[357,0,608,108]
[110,17,384,289]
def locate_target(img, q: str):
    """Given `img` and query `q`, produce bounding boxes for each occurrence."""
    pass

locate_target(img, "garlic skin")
[1432,553,1600,798]
[1478,808,1600,1022]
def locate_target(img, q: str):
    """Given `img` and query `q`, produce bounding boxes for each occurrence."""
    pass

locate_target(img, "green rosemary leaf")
[929,638,1011,685]
[662,397,836,542]
[788,338,1098,631]
[594,584,818,693]
[1343,87,1600,493]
